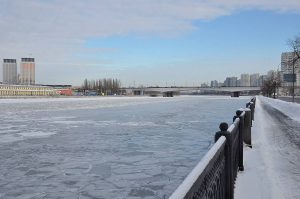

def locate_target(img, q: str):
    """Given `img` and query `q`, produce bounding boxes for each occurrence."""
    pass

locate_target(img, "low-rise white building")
[0,84,57,97]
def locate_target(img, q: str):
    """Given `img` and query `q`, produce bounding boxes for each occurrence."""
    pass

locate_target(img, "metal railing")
[170,97,256,199]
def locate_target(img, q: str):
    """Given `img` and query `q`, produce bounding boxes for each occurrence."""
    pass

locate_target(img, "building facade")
[224,77,237,87]
[3,59,18,84]
[250,73,260,87]
[0,84,57,97]
[20,58,35,85]
[281,52,300,87]
[240,74,250,87]
[210,80,219,87]
[237,79,241,87]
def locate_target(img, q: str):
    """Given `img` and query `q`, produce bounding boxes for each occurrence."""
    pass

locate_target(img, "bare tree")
[288,35,300,58]
[261,71,281,98]
[82,78,88,94]
[287,35,300,102]
[81,78,122,95]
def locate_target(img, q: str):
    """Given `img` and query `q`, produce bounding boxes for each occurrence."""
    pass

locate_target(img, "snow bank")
[259,96,300,122]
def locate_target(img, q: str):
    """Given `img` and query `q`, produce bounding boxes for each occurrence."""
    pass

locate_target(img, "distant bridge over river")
[121,87,261,97]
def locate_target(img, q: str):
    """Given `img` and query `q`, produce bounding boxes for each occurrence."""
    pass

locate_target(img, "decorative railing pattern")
[170,97,256,199]
[170,137,227,199]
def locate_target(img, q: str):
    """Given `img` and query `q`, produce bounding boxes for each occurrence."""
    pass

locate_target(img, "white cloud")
[1,0,299,48]
[0,0,299,84]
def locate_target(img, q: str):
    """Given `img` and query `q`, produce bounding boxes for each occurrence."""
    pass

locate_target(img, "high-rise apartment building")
[20,58,35,85]
[250,73,260,87]
[281,52,300,87]
[240,74,250,87]
[210,80,218,87]
[224,77,237,87]
[3,59,18,84]
[237,79,241,87]
[258,75,267,87]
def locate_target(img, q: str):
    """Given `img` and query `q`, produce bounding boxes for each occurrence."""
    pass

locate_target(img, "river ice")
[0,96,249,199]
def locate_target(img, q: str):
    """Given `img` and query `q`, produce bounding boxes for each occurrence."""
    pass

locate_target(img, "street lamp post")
[292,52,299,103]
[276,63,281,99]
[292,55,295,102]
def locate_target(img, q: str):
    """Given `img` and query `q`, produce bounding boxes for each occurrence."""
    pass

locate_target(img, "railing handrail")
[170,96,256,199]
[169,136,226,199]
[228,118,239,133]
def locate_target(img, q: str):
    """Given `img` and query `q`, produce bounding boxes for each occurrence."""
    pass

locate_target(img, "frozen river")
[0,96,249,199]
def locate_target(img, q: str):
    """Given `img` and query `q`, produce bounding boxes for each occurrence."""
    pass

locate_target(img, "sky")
[0,0,300,87]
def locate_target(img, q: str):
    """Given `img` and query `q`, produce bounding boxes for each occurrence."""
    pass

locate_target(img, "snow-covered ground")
[259,97,300,122]
[235,96,300,199]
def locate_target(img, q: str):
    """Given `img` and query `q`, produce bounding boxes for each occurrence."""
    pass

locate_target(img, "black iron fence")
[170,97,256,199]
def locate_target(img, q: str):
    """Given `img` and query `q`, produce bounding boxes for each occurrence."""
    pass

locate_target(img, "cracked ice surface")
[0,96,249,199]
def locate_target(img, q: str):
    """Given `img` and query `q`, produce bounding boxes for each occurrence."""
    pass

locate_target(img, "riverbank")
[235,96,300,198]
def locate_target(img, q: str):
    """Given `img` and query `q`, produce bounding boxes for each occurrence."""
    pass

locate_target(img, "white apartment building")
[258,75,267,87]
[224,77,237,87]
[3,59,18,84]
[210,80,219,87]
[281,52,300,87]
[240,74,250,87]
[250,73,260,87]
[0,84,57,97]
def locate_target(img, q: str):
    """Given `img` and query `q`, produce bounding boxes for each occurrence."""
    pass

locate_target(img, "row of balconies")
[0,85,56,96]
[0,86,52,91]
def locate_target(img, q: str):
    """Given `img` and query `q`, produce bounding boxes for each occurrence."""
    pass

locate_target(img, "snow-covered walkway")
[235,96,300,199]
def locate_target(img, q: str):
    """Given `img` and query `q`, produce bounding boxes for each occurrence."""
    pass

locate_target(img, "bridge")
[122,87,261,97]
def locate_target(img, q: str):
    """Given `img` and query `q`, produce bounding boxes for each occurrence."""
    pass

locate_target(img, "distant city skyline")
[0,0,300,86]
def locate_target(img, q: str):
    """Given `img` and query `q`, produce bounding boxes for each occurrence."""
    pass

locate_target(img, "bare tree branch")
[288,35,300,62]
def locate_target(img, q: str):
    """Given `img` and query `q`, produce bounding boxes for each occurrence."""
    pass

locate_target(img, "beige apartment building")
[20,58,35,85]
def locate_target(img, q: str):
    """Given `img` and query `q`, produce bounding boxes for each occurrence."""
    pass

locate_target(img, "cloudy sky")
[0,0,300,86]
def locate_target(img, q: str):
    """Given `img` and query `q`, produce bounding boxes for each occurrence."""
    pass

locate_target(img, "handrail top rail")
[228,118,240,133]
[169,136,226,199]
[238,108,246,117]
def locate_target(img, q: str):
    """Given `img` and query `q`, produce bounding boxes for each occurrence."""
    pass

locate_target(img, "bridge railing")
[169,97,256,199]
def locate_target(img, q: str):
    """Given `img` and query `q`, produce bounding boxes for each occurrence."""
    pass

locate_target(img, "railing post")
[215,122,233,199]
[251,97,256,120]
[246,102,250,108]
[243,108,252,148]
[251,97,256,106]
[233,110,244,171]
[249,102,254,122]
